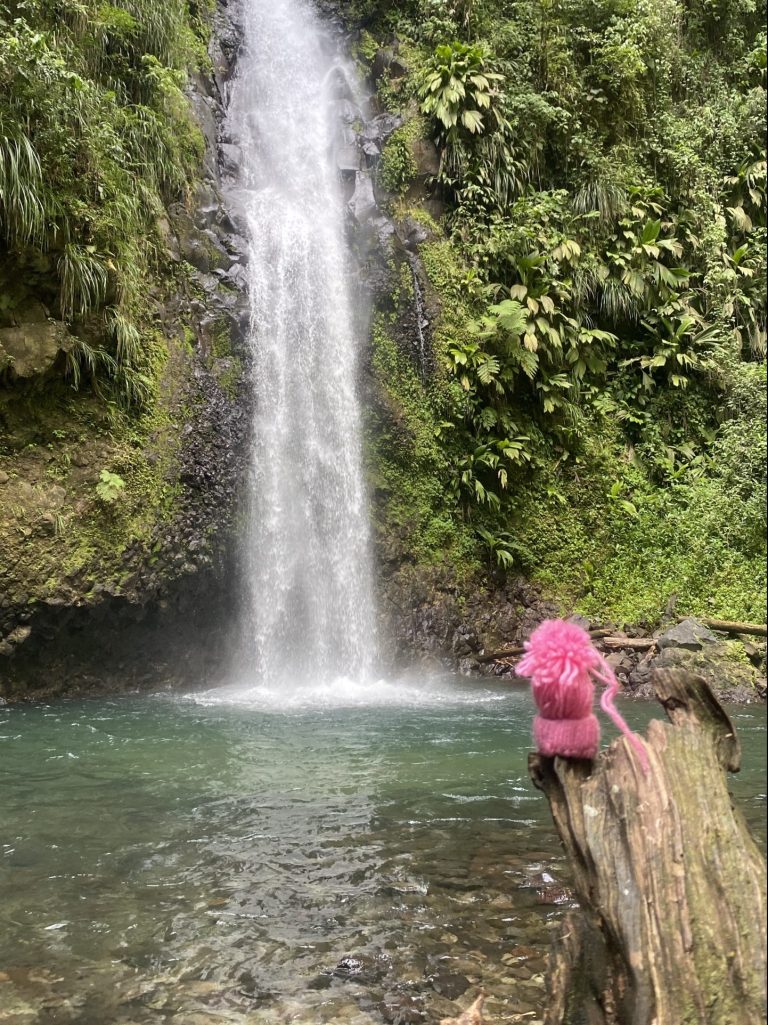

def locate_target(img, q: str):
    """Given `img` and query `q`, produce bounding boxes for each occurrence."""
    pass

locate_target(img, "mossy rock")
[652,642,764,703]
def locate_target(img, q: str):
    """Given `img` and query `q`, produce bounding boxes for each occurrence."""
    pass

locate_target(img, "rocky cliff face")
[0,0,251,699]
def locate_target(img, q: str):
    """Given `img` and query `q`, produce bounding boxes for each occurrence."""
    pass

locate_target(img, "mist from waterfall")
[226,0,377,684]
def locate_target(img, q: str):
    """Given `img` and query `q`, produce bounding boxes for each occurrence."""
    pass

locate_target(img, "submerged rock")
[380,991,424,1023]
[429,972,471,1000]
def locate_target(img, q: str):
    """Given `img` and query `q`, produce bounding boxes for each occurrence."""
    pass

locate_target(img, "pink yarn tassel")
[593,655,650,773]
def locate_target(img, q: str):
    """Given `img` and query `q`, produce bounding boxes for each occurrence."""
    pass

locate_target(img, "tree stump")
[529,669,766,1025]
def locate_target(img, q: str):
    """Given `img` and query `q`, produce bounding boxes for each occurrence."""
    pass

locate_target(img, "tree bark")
[529,670,766,1025]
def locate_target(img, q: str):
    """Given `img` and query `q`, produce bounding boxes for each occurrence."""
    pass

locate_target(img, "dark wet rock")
[188,84,219,176]
[605,651,635,683]
[400,217,430,252]
[371,47,395,81]
[567,613,592,631]
[744,641,766,667]
[377,563,560,678]
[222,263,249,290]
[364,113,403,145]
[452,626,479,657]
[429,973,471,1000]
[219,142,243,177]
[214,12,241,83]
[657,617,719,651]
[192,182,225,231]
[333,957,367,978]
[410,138,440,179]
[363,140,381,161]
[627,660,653,692]
[170,207,234,275]
[327,955,390,986]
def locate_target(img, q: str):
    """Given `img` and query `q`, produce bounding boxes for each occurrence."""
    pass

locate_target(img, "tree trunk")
[529,669,766,1025]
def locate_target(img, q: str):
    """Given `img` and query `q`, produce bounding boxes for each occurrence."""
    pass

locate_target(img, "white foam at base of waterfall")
[182,674,513,710]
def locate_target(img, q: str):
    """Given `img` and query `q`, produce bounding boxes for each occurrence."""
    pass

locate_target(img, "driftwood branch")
[600,637,656,651]
[530,670,767,1025]
[477,630,613,664]
[688,617,768,637]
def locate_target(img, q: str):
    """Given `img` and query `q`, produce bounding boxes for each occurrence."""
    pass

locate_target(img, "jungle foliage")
[0,0,209,403]
[358,0,767,621]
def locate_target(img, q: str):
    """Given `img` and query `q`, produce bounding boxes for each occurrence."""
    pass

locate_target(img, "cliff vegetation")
[354,0,767,627]
[0,0,248,685]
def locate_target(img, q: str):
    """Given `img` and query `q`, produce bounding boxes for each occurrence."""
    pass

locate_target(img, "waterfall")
[227,0,377,683]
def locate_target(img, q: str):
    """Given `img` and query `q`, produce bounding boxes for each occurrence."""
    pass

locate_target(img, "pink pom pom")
[517,619,650,772]
[517,620,601,687]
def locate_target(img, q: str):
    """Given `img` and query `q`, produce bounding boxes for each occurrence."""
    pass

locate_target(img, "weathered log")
[529,669,767,1025]
[476,646,525,663]
[689,617,768,637]
[601,637,656,651]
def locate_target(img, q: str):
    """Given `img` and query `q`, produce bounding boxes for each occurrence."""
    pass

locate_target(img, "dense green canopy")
[360,0,767,621]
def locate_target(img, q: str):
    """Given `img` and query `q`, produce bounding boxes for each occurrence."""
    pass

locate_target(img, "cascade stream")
[227,0,377,684]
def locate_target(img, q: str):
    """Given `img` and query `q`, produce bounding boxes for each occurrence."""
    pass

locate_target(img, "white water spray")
[227,0,377,683]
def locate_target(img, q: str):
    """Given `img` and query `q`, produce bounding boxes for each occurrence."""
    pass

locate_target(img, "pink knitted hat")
[516,620,649,771]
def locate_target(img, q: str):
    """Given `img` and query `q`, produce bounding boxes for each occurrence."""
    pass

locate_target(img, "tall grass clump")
[0,0,212,404]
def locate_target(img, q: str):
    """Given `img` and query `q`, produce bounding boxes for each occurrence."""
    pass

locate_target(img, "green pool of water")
[1,678,765,1024]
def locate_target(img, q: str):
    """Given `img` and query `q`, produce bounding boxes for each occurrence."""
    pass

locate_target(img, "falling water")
[227,0,377,683]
